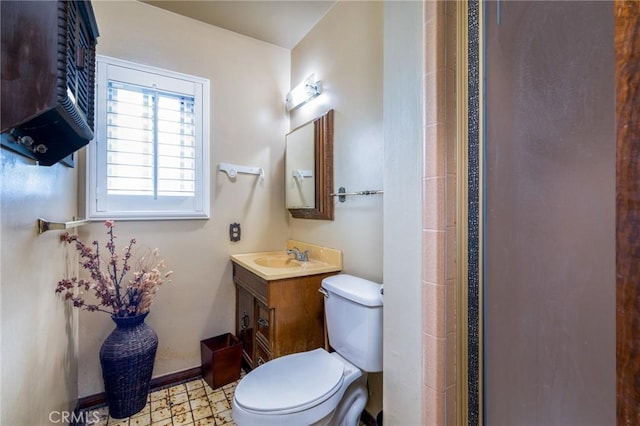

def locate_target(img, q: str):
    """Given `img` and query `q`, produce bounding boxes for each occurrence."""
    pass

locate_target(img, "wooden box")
[200,333,242,389]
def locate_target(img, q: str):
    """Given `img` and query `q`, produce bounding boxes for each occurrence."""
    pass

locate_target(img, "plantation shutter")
[89,56,210,220]
[106,81,196,198]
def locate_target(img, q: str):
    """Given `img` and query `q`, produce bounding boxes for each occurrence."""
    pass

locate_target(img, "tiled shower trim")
[467,0,480,425]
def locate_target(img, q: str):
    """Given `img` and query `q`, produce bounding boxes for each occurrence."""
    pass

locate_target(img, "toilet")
[232,274,383,426]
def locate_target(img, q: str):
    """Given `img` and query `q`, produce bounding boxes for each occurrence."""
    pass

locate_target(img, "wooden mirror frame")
[288,109,334,220]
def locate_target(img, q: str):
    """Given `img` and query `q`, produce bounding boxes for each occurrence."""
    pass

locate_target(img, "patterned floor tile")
[213,409,234,425]
[172,410,194,426]
[150,407,171,423]
[192,405,213,421]
[150,398,169,412]
[186,379,204,391]
[194,416,215,426]
[170,391,189,406]
[171,401,191,416]
[149,389,168,402]
[168,384,187,397]
[210,398,230,413]
[79,372,247,426]
[187,387,207,400]
[129,413,151,426]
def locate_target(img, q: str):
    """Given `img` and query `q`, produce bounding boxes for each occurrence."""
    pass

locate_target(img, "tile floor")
[81,370,369,426]
[81,372,244,426]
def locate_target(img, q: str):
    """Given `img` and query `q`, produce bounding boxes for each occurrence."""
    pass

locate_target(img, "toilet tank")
[321,274,383,372]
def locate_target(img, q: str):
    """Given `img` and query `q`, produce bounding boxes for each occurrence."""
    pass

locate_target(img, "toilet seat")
[234,349,345,415]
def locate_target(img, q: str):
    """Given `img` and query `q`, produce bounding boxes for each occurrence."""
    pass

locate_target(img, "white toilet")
[232,274,383,426]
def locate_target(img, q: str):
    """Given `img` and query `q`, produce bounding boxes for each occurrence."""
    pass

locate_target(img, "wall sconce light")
[286,74,322,111]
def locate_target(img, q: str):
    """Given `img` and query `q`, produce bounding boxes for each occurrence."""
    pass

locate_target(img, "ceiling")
[141,1,336,49]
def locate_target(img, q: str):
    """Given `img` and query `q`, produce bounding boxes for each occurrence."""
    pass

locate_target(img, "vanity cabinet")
[233,263,338,370]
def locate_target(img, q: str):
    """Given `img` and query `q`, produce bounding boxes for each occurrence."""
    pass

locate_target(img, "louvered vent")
[64,0,94,126]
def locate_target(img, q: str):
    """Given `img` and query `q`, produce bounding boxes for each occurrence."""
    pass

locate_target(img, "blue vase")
[99,312,158,419]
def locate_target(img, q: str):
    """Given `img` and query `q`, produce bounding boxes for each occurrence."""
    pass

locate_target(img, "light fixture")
[285,74,322,111]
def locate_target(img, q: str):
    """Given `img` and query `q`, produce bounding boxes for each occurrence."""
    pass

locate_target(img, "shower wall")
[484,2,615,424]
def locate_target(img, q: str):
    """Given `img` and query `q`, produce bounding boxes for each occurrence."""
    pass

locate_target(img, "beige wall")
[1,152,79,423]
[383,1,425,424]
[288,1,384,284]
[79,1,290,396]
[288,1,384,417]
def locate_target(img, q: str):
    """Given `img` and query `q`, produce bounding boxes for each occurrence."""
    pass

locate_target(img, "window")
[88,56,210,220]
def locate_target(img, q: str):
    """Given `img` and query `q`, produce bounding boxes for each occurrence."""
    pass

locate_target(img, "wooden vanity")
[231,241,342,370]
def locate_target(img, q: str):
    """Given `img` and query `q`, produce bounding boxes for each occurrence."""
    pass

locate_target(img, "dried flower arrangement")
[56,220,172,317]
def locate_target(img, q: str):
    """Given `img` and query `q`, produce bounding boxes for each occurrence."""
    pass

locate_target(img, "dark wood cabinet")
[236,285,255,364]
[1,0,99,166]
[233,263,338,370]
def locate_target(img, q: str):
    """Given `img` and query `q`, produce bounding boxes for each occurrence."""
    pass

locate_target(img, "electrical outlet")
[229,223,241,242]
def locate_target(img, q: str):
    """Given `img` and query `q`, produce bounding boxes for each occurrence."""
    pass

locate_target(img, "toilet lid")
[234,349,345,414]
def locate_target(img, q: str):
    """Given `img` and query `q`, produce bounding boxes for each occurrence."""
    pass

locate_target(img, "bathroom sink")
[231,241,343,280]
[254,256,301,268]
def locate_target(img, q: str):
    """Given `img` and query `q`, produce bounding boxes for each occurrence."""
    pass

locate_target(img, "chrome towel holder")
[37,218,89,235]
[329,186,384,203]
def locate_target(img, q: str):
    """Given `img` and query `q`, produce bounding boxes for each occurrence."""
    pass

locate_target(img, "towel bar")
[37,218,89,235]
[329,187,384,203]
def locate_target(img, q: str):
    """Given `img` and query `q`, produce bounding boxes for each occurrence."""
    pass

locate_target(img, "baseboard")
[77,366,202,409]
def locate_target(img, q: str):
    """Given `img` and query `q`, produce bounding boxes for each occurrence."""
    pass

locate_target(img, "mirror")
[286,109,334,220]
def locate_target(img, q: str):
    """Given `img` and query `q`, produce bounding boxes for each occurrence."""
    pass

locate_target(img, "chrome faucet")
[287,247,309,262]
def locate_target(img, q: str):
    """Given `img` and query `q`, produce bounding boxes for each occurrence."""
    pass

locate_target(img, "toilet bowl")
[232,274,383,426]
[232,349,366,426]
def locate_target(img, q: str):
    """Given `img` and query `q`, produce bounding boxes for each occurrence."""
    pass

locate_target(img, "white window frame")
[88,55,210,220]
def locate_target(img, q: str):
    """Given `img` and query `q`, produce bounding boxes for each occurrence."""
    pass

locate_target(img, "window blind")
[106,81,196,198]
